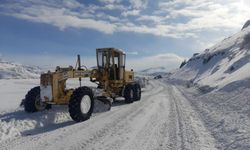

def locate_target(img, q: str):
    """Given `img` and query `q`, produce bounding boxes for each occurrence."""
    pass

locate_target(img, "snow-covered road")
[0,80,218,150]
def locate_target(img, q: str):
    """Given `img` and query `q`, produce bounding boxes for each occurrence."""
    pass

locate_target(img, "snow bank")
[0,79,71,141]
[0,78,103,142]
[0,121,21,141]
[0,107,72,141]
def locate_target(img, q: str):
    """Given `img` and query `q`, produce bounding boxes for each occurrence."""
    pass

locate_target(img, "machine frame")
[23,48,141,122]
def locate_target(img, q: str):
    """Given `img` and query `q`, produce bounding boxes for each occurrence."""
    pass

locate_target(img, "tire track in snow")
[0,80,218,150]
[121,83,172,150]
[67,81,166,150]
[165,83,217,150]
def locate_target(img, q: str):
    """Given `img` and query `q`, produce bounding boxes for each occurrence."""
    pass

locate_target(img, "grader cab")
[23,48,141,122]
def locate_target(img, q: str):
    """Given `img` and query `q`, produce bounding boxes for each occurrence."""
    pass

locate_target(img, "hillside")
[171,22,250,90]
[0,59,41,79]
[165,21,250,149]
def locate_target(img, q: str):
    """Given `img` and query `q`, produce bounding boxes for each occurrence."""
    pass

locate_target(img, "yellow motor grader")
[23,48,141,122]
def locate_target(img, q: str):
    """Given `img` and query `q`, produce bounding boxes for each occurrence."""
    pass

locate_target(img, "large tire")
[68,86,94,122]
[134,83,141,101]
[24,86,50,113]
[124,84,134,103]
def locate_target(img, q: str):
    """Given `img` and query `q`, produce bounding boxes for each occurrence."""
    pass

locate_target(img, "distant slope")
[139,67,170,76]
[0,59,41,79]
[171,21,250,90]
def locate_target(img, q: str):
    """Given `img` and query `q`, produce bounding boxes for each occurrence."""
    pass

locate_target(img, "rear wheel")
[134,83,141,101]
[124,84,134,103]
[68,86,94,122]
[24,86,50,113]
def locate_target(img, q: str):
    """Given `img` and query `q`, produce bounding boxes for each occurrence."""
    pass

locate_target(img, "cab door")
[97,50,110,78]
[118,53,125,80]
[110,52,125,81]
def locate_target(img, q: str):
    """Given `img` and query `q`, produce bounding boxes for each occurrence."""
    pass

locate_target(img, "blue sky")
[0,0,249,70]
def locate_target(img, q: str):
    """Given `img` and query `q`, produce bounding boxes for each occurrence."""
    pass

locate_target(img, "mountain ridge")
[0,59,42,79]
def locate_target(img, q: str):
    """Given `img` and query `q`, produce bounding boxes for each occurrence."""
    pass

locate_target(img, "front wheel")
[24,86,50,113]
[68,86,94,122]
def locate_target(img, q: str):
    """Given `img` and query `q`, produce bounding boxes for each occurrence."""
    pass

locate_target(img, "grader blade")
[93,97,112,113]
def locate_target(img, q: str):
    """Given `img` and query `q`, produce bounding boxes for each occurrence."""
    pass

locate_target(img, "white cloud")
[102,4,126,10]
[158,0,249,31]
[61,0,82,9]
[2,4,116,34]
[99,0,122,4]
[137,15,166,23]
[129,0,148,9]
[0,0,249,39]
[121,10,140,17]
[117,23,196,38]
[107,15,119,21]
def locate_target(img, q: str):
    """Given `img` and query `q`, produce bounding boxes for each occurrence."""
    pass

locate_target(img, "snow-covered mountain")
[139,67,170,76]
[0,59,42,79]
[242,19,250,30]
[171,20,250,90]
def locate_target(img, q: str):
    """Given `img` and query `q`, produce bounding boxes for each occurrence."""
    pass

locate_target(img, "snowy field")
[0,78,249,150]
[0,79,39,112]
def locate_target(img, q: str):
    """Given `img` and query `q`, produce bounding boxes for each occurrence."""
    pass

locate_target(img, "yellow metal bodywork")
[40,68,92,105]
[124,71,134,82]
[40,48,135,105]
